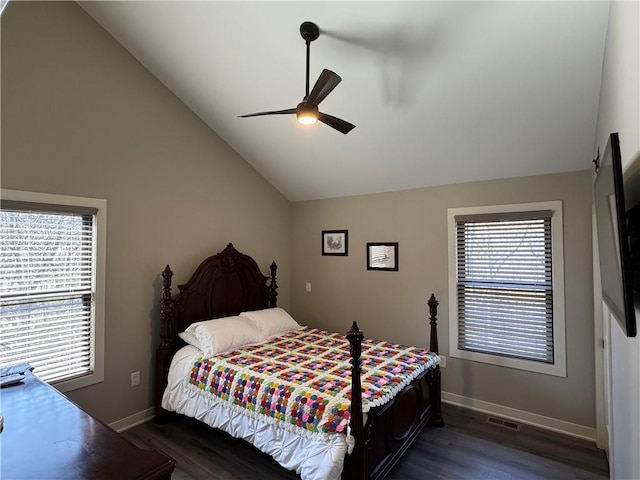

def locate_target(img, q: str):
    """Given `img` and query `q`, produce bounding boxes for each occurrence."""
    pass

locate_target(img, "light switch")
[305,282,312,292]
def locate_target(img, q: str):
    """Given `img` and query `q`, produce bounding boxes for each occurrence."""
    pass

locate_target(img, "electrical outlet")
[305,282,312,292]
[130,371,140,387]
[439,355,446,368]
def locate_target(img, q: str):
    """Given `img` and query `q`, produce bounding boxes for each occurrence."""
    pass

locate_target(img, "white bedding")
[162,345,348,480]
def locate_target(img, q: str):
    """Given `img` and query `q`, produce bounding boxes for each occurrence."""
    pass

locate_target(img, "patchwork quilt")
[187,328,439,442]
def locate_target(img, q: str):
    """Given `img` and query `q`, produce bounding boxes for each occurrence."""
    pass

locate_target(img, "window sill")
[451,348,567,377]
[52,369,104,394]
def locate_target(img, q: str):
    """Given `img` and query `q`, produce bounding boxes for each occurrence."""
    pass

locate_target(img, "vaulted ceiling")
[79,1,610,201]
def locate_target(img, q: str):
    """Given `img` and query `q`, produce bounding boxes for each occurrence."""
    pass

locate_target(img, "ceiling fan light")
[296,104,319,125]
[297,113,318,125]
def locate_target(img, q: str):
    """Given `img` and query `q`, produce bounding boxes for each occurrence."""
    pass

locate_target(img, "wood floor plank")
[121,403,608,479]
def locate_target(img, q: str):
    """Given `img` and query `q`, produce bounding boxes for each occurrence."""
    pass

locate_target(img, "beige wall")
[292,170,595,427]
[1,1,292,423]
[594,2,639,172]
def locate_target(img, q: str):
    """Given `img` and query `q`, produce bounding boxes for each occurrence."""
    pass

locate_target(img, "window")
[448,201,566,377]
[0,190,106,391]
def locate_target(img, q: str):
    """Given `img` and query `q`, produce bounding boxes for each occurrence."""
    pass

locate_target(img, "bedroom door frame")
[593,203,610,457]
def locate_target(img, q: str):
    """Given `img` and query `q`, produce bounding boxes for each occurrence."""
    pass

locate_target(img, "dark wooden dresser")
[0,370,175,479]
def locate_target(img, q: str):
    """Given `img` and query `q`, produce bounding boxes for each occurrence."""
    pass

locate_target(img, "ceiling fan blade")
[318,112,356,135]
[238,108,296,118]
[306,69,342,106]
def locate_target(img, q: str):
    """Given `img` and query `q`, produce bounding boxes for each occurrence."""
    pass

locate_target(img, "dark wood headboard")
[161,243,278,347]
[155,243,277,419]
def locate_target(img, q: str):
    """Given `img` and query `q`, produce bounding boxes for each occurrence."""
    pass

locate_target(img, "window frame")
[447,201,566,377]
[1,189,106,392]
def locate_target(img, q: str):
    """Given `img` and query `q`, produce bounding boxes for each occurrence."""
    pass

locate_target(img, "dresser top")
[0,370,175,480]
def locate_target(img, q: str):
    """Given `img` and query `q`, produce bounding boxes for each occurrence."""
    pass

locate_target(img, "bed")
[155,243,444,480]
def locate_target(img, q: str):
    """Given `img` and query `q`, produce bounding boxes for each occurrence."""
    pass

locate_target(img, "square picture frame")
[367,242,399,271]
[322,230,348,256]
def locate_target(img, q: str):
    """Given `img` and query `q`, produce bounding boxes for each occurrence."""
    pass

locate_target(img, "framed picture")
[367,242,399,271]
[322,230,348,256]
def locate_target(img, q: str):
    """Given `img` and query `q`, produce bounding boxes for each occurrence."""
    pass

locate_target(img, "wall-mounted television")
[594,132,637,337]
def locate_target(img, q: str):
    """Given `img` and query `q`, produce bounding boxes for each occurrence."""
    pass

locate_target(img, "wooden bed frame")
[155,243,444,480]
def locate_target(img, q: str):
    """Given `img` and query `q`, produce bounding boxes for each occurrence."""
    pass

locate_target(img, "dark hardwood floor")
[121,403,609,480]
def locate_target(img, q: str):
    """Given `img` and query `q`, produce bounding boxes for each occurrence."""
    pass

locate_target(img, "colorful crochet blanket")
[187,328,439,441]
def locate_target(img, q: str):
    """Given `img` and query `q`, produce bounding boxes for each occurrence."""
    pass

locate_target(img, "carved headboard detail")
[169,243,277,337]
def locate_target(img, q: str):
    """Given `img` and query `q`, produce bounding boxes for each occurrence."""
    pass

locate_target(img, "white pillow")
[178,329,201,350]
[178,315,262,357]
[240,307,303,340]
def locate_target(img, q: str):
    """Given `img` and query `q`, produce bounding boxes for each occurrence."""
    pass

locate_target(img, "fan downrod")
[300,21,319,43]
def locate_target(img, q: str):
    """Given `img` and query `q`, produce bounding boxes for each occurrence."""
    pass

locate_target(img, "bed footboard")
[343,294,444,480]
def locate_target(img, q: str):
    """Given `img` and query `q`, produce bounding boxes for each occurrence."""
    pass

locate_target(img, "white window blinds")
[455,211,554,364]
[0,201,97,383]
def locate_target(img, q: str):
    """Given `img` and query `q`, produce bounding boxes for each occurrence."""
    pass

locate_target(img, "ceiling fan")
[239,21,356,135]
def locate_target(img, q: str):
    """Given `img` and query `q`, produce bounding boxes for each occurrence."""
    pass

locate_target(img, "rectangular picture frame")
[367,242,399,271]
[322,230,348,256]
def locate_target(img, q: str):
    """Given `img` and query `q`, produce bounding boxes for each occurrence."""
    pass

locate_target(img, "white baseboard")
[109,407,155,433]
[442,391,597,442]
[109,395,596,441]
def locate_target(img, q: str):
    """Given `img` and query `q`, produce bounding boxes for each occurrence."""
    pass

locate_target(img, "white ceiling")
[78,1,610,202]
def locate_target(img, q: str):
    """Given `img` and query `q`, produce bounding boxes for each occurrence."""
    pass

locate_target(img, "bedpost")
[428,293,439,355]
[160,266,175,349]
[346,321,368,480]
[268,261,278,308]
[427,293,445,427]
[155,265,175,422]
